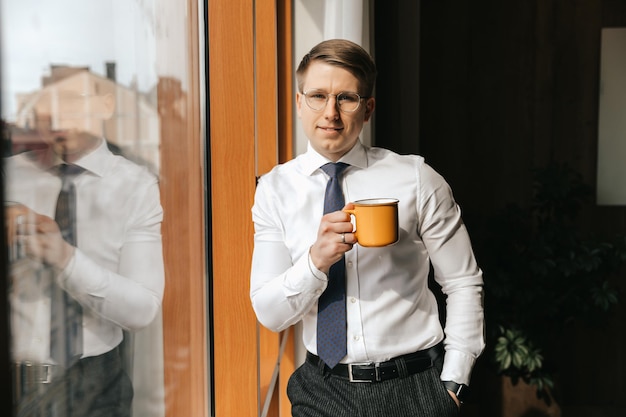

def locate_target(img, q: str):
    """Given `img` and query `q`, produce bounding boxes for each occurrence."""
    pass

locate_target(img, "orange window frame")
[160,1,294,416]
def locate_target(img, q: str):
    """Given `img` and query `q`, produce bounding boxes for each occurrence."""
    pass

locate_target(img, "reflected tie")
[50,164,84,368]
[317,162,349,369]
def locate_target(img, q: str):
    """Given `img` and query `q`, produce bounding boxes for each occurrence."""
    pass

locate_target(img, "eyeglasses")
[301,90,368,113]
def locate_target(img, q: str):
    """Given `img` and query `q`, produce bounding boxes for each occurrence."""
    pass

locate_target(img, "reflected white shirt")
[5,139,164,362]
[250,140,485,385]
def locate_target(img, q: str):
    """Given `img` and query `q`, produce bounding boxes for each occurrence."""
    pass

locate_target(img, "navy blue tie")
[50,164,84,367]
[317,162,349,368]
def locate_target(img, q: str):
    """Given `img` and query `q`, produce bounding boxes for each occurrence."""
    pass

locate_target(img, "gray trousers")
[287,353,460,417]
[15,347,132,417]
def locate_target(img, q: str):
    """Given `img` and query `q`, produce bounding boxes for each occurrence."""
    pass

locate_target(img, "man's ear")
[364,97,375,122]
[296,92,303,118]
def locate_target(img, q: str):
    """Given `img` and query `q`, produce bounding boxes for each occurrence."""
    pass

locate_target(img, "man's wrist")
[442,380,468,403]
[307,248,328,281]
[58,244,76,270]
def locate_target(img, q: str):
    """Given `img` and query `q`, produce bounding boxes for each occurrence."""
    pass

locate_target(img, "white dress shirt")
[5,139,165,363]
[251,140,485,385]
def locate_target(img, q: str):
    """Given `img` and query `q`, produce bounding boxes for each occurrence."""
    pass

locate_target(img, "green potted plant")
[473,162,626,404]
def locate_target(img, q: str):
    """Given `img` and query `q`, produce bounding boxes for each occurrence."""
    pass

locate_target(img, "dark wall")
[418,1,626,217]
[375,0,626,415]
[372,1,421,156]
[376,0,626,216]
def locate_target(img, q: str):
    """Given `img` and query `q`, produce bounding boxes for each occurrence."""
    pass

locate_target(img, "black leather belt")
[12,361,62,405]
[12,347,120,410]
[306,342,443,383]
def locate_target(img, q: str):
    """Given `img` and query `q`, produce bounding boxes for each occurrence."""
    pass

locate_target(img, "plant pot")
[500,376,561,417]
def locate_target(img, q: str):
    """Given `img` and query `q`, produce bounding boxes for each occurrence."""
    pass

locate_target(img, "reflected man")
[4,84,164,417]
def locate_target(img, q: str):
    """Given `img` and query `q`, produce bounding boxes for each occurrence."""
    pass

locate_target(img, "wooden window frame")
[160,1,294,416]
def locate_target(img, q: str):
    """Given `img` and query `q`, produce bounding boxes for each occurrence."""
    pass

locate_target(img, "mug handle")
[342,208,358,241]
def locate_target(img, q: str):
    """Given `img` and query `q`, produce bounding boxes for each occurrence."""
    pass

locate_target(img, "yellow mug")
[343,198,399,247]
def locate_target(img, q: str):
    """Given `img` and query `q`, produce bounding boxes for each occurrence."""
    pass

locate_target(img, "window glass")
[1,1,194,415]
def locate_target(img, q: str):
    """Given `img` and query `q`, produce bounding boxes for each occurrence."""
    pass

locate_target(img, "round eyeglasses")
[302,90,368,113]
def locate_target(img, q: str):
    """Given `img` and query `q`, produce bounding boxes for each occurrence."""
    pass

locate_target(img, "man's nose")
[323,95,340,119]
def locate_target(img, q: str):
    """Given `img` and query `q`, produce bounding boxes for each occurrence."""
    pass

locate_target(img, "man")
[250,39,484,416]
[4,86,164,417]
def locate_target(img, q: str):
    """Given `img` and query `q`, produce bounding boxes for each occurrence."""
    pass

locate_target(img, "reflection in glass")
[1,1,177,416]
[11,65,161,173]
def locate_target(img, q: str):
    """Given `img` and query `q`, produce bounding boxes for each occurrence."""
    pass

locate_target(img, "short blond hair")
[296,39,377,97]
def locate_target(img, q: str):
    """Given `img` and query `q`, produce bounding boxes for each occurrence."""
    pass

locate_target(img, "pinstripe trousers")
[287,353,460,417]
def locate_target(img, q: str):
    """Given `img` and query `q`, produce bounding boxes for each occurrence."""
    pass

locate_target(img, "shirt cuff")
[440,349,477,386]
[307,249,328,282]
[282,251,328,298]
[56,251,77,287]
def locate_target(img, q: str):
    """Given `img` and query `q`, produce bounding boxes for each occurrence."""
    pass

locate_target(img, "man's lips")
[317,125,343,132]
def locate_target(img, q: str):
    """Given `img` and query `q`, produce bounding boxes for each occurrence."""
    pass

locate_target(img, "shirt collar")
[75,139,111,177]
[301,140,369,176]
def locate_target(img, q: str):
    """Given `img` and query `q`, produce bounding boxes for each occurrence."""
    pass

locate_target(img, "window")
[1,1,208,415]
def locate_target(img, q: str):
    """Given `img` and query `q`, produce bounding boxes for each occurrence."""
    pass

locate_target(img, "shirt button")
[350,297,357,304]
[352,335,360,341]
[347,261,353,268]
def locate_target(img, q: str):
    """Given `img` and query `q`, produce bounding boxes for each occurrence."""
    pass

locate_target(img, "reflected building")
[9,63,160,174]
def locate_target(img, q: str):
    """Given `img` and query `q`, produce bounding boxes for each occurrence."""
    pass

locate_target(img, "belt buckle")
[39,364,54,384]
[20,362,55,384]
[348,362,379,383]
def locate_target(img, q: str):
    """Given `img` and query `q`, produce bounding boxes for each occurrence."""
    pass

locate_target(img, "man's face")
[34,90,113,160]
[296,62,374,162]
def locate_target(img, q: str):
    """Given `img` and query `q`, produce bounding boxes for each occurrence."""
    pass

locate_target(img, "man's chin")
[50,133,99,157]
[51,142,72,153]
[313,140,357,161]
[50,143,82,160]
